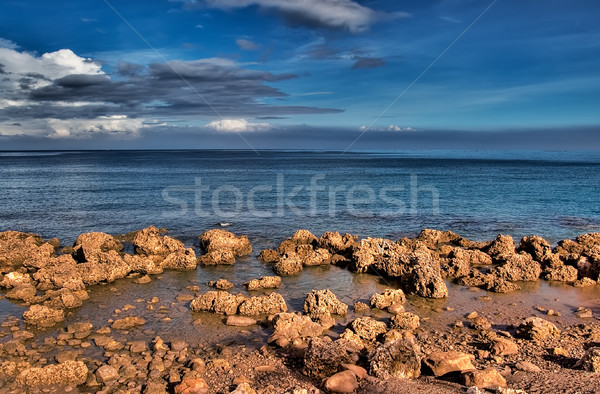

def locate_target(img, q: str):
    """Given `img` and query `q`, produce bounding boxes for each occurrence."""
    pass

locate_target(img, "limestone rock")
[575,347,600,373]
[269,312,323,347]
[273,254,303,276]
[460,368,507,389]
[349,317,387,341]
[23,305,65,328]
[303,337,357,379]
[324,370,358,393]
[15,361,88,387]
[245,276,281,291]
[73,232,123,264]
[112,316,146,330]
[423,351,475,377]
[517,317,560,340]
[238,293,287,315]
[207,279,234,290]
[390,312,420,331]
[368,338,421,379]
[190,291,246,315]
[198,229,252,256]
[369,289,406,310]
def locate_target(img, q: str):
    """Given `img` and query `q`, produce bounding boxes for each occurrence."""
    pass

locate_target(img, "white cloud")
[236,38,259,50]
[205,118,272,132]
[203,0,377,32]
[47,115,145,138]
[359,125,418,132]
[0,38,19,50]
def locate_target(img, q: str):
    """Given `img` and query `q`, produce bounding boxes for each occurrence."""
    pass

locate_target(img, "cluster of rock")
[258,229,600,298]
[0,227,254,331]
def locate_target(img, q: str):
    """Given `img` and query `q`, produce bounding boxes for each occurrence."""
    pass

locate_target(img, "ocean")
[1,150,599,246]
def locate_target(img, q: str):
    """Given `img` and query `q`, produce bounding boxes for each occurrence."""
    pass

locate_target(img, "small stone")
[95,365,119,384]
[226,316,257,327]
[133,275,151,284]
[324,370,358,393]
[515,361,542,373]
[553,347,569,357]
[353,302,369,313]
[340,363,367,380]
[466,311,478,319]
[230,382,257,394]
[424,351,476,376]
[576,307,593,318]
[461,368,507,389]
[490,338,518,356]
[111,316,146,330]
[174,377,209,394]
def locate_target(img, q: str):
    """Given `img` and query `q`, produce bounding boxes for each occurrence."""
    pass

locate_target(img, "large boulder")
[324,370,358,393]
[415,229,463,248]
[160,248,197,270]
[0,231,55,273]
[517,317,560,341]
[544,264,578,282]
[198,229,252,256]
[460,368,507,389]
[290,229,318,245]
[423,351,475,376]
[518,235,553,264]
[390,313,420,331]
[238,293,287,315]
[368,338,422,379]
[72,232,123,264]
[23,305,65,328]
[269,312,323,347]
[441,248,492,279]
[190,291,246,315]
[257,249,280,264]
[15,361,88,388]
[198,250,235,265]
[6,284,37,301]
[303,337,357,379]
[77,250,131,284]
[404,264,448,298]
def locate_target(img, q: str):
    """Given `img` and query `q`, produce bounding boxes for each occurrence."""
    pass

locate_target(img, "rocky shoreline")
[1,227,600,393]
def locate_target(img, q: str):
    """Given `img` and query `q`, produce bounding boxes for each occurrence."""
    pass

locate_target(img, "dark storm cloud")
[2,57,341,122]
[351,56,386,70]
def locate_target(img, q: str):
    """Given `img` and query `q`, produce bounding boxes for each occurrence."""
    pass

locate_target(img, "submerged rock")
[206,279,234,290]
[273,254,303,276]
[23,304,65,328]
[111,316,146,330]
[257,249,280,264]
[245,276,281,290]
[15,361,88,388]
[190,291,246,315]
[369,289,406,310]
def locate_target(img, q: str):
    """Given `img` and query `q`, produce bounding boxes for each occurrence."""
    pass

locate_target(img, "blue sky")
[0,0,599,149]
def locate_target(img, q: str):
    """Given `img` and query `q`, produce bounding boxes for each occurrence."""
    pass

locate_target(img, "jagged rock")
[353,302,370,313]
[303,289,348,327]
[290,229,318,245]
[318,232,357,256]
[390,312,420,331]
[238,293,287,315]
[0,271,32,288]
[23,305,65,328]
[44,288,84,309]
[133,226,182,257]
[324,370,358,393]
[0,231,55,273]
[304,337,357,379]
[460,368,507,389]
[485,234,516,262]
[424,351,476,376]
[485,277,521,293]
[442,248,492,279]
[77,250,131,284]
[161,248,197,270]
[14,361,88,387]
[492,252,541,282]
[544,264,578,282]
[245,276,281,290]
[33,255,85,291]
[199,250,235,265]
[273,254,303,276]
[302,248,332,266]
[575,347,600,373]
[207,279,234,290]
[198,229,252,256]
[72,232,123,264]
[124,254,163,275]
[6,284,36,301]
[368,337,421,379]
[517,317,560,340]
[349,317,387,341]
[574,277,596,287]
[518,235,553,264]
[112,316,146,330]
[369,289,406,310]
[415,229,463,248]
[269,312,323,347]
[190,291,246,315]
[257,249,280,264]
[405,264,448,298]
[471,316,492,331]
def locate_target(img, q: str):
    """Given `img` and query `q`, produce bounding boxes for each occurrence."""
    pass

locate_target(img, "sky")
[0,0,599,150]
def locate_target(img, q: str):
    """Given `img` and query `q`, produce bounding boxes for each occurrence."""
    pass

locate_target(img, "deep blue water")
[1,150,599,246]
